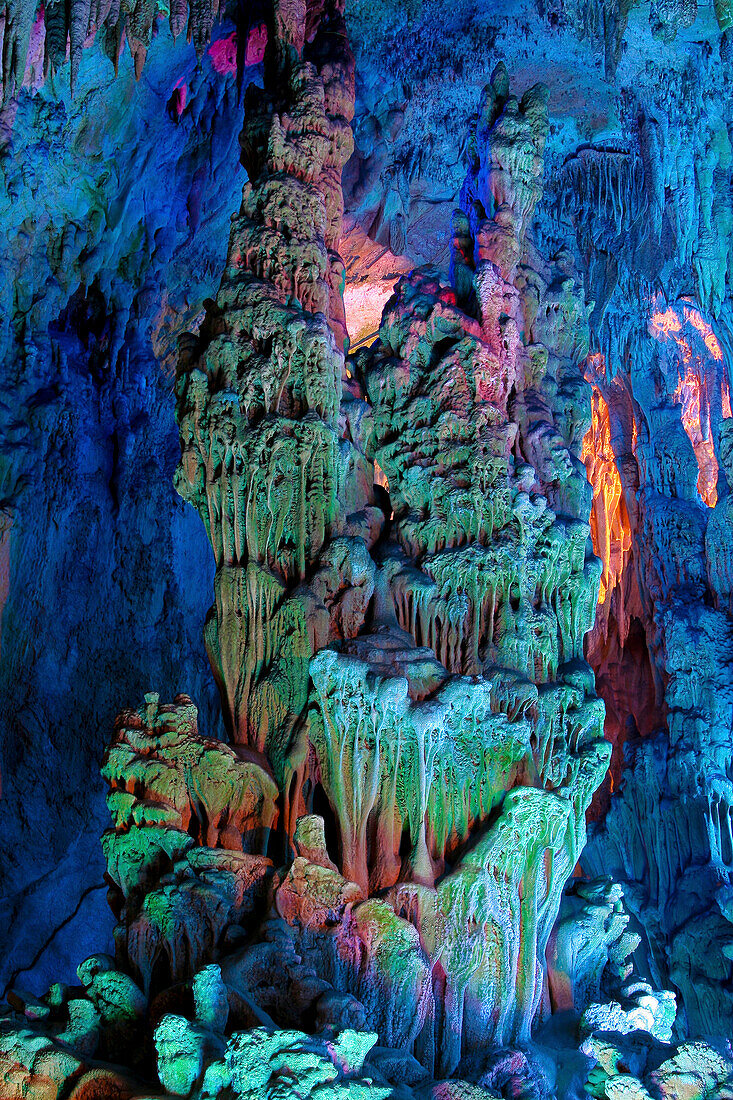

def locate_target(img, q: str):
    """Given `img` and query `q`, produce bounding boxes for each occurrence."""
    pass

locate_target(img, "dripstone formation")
[1,0,234,98]
[582,311,733,1040]
[172,12,611,1076]
[174,0,366,814]
[3,3,733,1099]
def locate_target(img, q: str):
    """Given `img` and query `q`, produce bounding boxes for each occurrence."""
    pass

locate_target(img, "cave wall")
[0,23,249,993]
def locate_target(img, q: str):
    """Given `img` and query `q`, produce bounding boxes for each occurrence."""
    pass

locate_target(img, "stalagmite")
[0,9,621,1086]
[279,61,610,1076]
[174,0,378,805]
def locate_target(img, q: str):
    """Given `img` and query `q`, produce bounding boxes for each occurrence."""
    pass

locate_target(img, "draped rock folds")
[3,0,247,102]
[584,365,733,1036]
[101,692,276,993]
[297,64,608,1073]
[543,27,733,1032]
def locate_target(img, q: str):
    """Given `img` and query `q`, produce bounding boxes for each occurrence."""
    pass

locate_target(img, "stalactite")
[13,0,733,1090]
[0,0,240,98]
[7,0,733,1092]
[174,0,377,797]
[276,63,610,1071]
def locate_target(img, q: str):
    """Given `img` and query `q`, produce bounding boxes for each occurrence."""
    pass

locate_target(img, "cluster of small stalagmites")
[0,951,552,1098]
[0,949,397,1098]
[174,0,382,786]
[4,967,732,1100]
[101,693,278,992]
[582,1036,733,1100]
[544,880,733,1098]
[0,954,146,1097]
[1,0,224,103]
[547,879,677,1038]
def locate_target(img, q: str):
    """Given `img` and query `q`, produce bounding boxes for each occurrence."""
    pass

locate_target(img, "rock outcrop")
[574,247,733,1042]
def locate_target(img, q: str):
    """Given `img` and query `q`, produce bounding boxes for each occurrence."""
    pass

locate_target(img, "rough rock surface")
[173,2,609,1074]
[3,3,611,1094]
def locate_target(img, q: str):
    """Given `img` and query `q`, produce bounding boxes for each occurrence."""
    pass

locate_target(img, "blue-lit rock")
[0,19,247,994]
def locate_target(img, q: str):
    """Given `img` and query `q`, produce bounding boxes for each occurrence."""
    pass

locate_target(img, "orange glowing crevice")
[582,388,632,605]
[673,365,718,507]
[684,305,723,361]
[374,460,389,491]
[649,307,682,340]
[723,379,732,419]
[649,302,723,507]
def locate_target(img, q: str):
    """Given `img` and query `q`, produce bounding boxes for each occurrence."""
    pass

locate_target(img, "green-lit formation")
[172,6,611,1072]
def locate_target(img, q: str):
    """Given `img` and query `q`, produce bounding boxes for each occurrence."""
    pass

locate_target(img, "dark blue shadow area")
[0,18,249,992]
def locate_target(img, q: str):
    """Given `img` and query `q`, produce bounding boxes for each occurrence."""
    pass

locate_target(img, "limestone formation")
[0,0,251,100]
[173,49,608,1081]
[173,0,379,818]
[532,34,733,1033]
[0,2,620,1088]
[10,0,733,1094]
[291,74,609,1074]
[101,692,276,992]
[577,299,733,1039]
